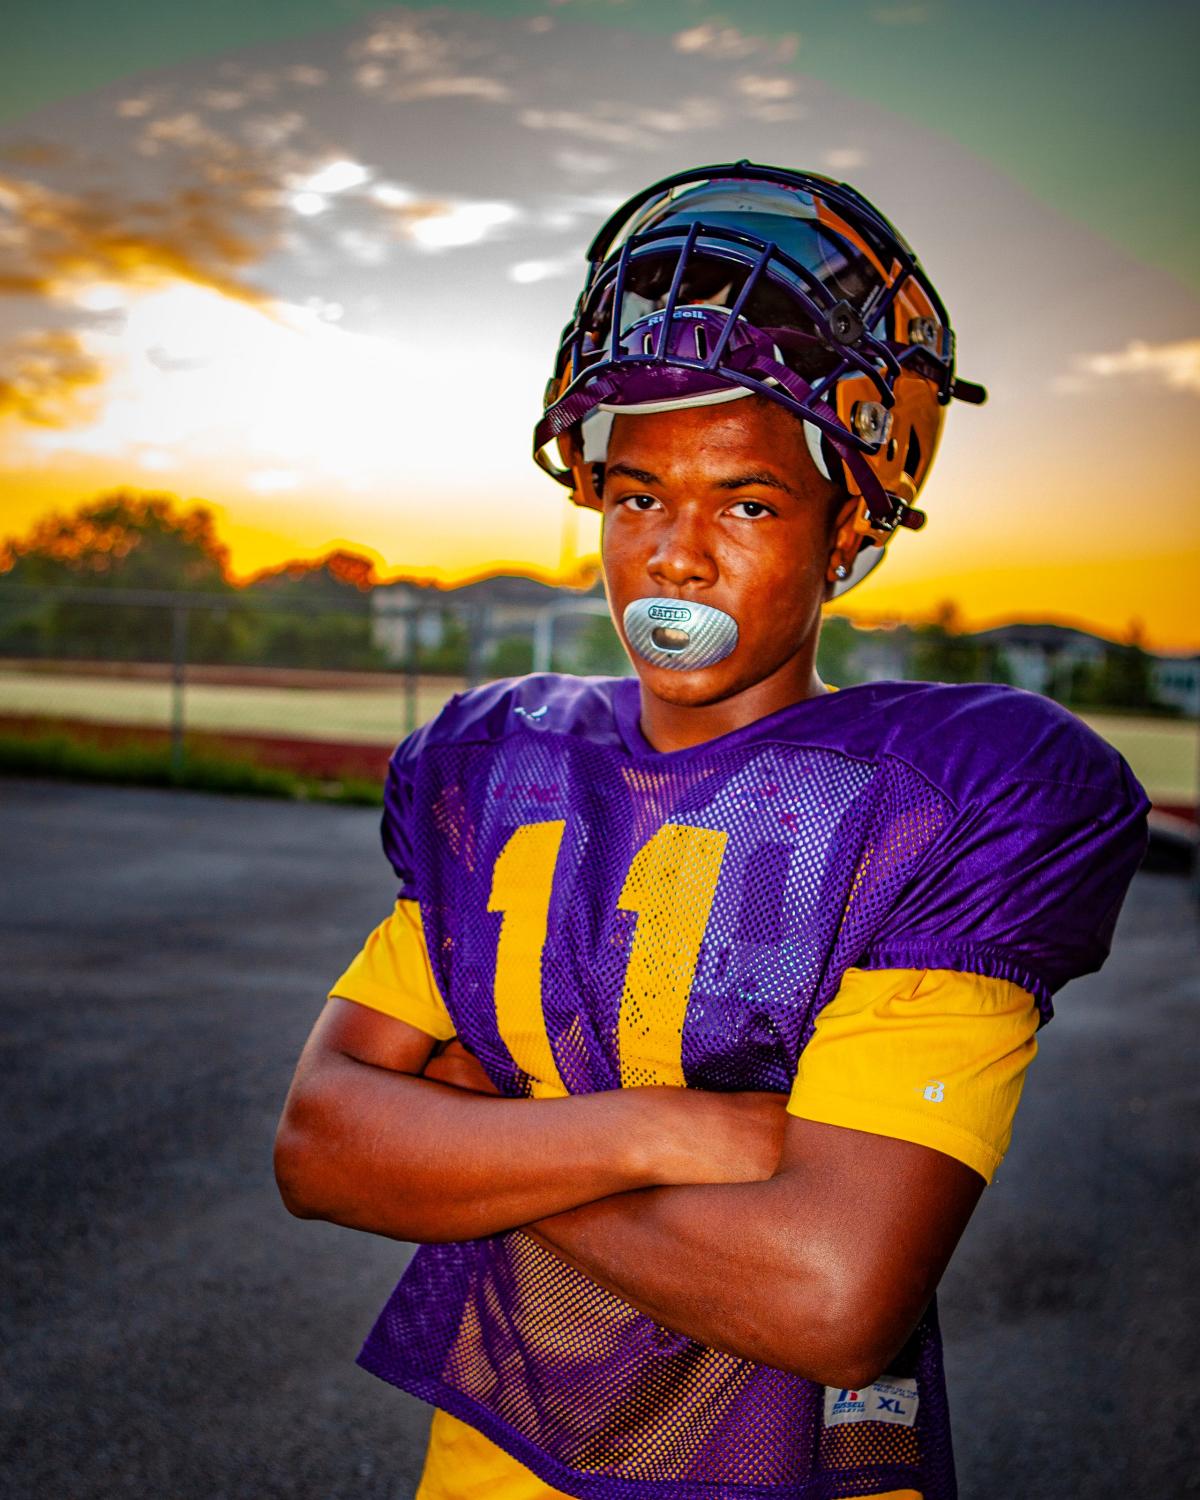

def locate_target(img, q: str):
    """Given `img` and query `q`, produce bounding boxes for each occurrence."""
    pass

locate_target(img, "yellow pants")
[416,1410,921,1500]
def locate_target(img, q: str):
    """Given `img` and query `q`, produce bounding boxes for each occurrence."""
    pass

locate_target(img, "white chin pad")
[622,598,738,671]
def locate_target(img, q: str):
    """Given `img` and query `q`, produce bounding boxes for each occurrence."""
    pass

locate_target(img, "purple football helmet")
[533,160,986,595]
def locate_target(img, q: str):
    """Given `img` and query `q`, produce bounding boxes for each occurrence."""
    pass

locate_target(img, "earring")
[834,564,849,580]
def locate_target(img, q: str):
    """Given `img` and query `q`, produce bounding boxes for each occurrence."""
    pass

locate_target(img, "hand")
[422,1039,502,1096]
[632,1085,790,1188]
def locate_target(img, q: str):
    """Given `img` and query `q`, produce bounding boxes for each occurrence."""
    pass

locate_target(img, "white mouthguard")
[622,597,739,671]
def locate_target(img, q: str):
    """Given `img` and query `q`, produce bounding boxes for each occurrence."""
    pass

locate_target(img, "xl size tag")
[823,1377,919,1429]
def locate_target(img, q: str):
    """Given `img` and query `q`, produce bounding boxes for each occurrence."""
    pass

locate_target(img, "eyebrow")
[714,470,795,495]
[605,461,796,495]
[605,462,661,486]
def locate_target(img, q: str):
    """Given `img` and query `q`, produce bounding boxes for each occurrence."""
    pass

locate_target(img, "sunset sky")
[1,0,1197,648]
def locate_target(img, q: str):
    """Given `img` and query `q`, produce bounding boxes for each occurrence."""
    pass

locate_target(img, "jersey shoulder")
[404,673,627,758]
[382,675,625,891]
[817,680,1146,813]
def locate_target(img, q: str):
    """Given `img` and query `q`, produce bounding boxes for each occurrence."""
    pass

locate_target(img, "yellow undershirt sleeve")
[787,968,1038,1184]
[328,898,455,1041]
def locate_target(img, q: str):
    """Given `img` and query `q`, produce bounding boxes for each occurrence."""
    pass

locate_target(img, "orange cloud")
[0,138,72,170]
[0,127,294,430]
[0,329,104,426]
[0,139,283,307]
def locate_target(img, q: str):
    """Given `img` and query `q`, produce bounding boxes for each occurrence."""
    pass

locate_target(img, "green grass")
[0,668,455,742]
[2,668,1195,806]
[1076,712,1198,803]
[0,732,384,806]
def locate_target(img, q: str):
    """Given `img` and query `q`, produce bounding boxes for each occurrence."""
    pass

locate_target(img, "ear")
[825,495,864,585]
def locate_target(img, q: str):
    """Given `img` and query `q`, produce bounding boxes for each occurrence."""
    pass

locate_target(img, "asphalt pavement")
[1,778,1196,1500]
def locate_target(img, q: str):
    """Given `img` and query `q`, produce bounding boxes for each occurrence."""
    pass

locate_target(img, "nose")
[647,506,717,590]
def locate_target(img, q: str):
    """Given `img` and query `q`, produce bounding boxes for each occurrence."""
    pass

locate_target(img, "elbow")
[767,1277,911,1391]
[273,1085,339,1222]
[808,1346,895,1396]
[273,1118,317,1220]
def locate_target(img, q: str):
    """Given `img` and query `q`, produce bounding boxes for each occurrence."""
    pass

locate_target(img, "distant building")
[1152,654,1200,717]
[967,622,1107,696]
[370,573,611,671]
[846,624,913,682]
[370,580,444,660]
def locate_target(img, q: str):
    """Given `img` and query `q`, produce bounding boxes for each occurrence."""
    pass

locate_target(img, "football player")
[275,163,1149,1500]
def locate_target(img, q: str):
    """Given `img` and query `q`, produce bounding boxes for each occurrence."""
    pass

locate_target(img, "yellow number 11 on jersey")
[487,819,728,1091]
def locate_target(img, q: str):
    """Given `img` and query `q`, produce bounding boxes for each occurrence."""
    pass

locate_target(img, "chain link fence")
[0,584,627,784]
[1,584,1195,842]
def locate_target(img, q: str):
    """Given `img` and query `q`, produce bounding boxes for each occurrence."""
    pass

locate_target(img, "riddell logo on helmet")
[647,603,692,624]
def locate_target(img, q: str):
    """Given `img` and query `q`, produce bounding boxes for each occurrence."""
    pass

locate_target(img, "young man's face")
[600,396,848,717]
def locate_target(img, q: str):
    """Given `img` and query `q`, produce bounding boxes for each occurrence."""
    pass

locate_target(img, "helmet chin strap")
[722,349,901,534]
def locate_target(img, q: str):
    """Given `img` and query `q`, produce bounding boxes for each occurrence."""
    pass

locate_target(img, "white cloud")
[73,284,128,314]
[637,98,725,134]
[290,191,328,217]
[370,182,414,208]
[389,76,513,103]
[348,16,511,104]
[336,228,390,266]
[524,96,723,145]
[1060,337,1200,397]
[825,147,867,170]
[760,104,806,123]
[521,108,639,147]
[509,257,573,284]
[731,74,803,122]
[673,23,760,59]
[300,159,371,195]
[241,111,305,150]
[736,74,796,100]
[284,65,327,87]
[287,169,353,215]
[200,89,248,112]
[355,63,388,92]
[555,149,613,177]
[303,296,344,321]
[407,200,518,250]
[248,468,302,493]
[359,18,439,58]
[141,112,222,152]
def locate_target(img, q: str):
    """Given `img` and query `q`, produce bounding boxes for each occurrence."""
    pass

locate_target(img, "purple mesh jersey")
[358,675,1148,1499]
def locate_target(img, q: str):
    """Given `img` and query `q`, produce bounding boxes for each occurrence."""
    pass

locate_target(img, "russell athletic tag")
[823,1377,919,1429]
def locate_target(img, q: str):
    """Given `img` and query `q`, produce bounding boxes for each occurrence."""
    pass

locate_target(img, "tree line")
[0,492,1176,710]
[0,493,391,672]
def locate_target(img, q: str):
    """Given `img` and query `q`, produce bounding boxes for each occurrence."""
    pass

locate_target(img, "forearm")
[528,1180,886,1387]
[277,1052,662,1243]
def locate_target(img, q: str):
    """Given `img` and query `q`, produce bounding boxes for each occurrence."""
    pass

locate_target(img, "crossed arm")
[275,997,984,1389]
